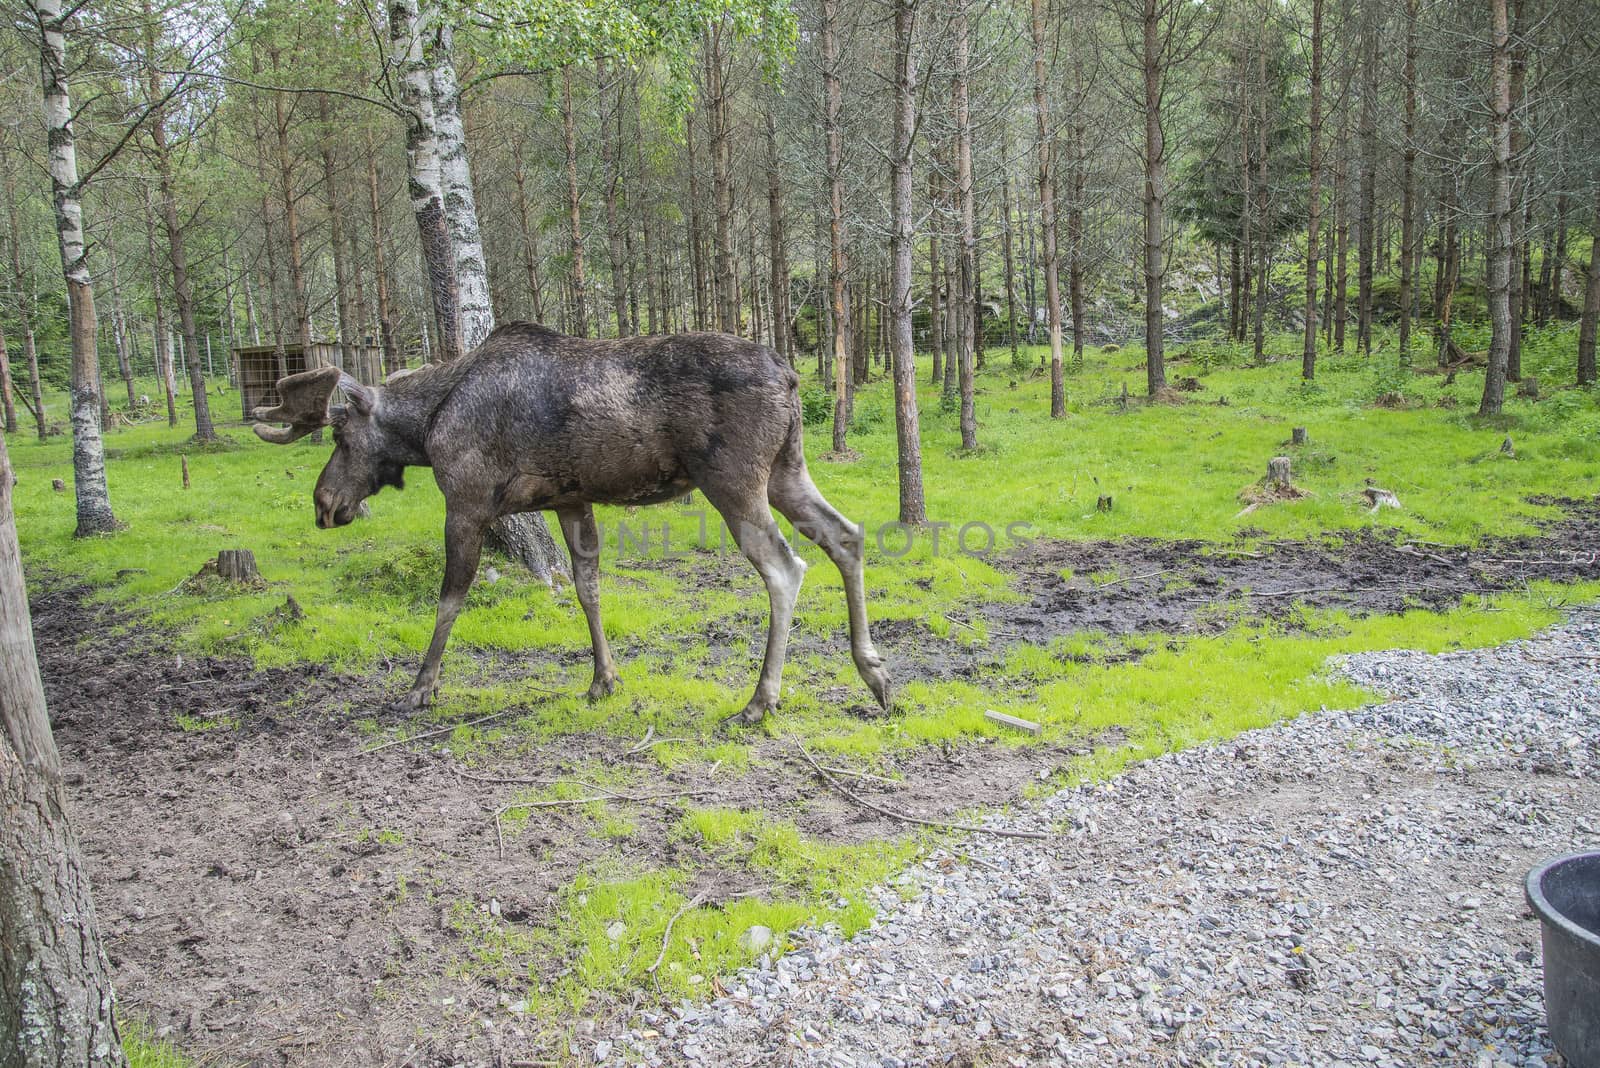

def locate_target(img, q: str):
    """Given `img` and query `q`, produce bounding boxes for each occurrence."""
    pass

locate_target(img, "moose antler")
[251,366,343,444]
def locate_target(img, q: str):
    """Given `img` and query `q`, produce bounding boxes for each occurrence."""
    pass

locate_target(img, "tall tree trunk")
[600,59,628,337]
[0,330,14,434]
[1251,24,1270,365]
[1334,102,1350,353]
[1504,0,1527,382]
[1302,0,1324,379]
[141,191,178,427]
[1140,0,1168,394]
[822,0,852,454]
[929,185,944,386]
[560,65,590,337]
[1068,49,1087,371]
[270,50,312,360]
[1032,0,1065,415]
[1548,194,1569,321]
[510,136,545,324]
[104,239,137,412]
[1480,0,1514,416]
[429,10,563,580]
[1356,0,1378,355]
[428,22,492,351]
[318,96,356,380]
[365,134,400,375]
[1396,0,1418,365]
[685,112,708,331]
[764,104,791,364]
[954,0,978,448]
[890,0,925,521]
[2,161,46,441]
[0,428,126,1068]
[999,129,1019,365]
[144,0,214,440]
[389,0,460,361]
[708,27,739,335]
[32,0,115,534]
[1577,177,1599,386]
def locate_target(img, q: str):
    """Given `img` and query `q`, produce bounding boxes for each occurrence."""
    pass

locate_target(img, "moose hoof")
[393,686,434,713]
[722,702,772,730]
[856,653,893,710]
[586,674,620,702]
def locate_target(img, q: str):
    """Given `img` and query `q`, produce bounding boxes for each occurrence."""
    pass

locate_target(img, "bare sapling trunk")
[0,331,15,433]
[1356,2,1378,355]
[1396,0,1418,365]
[365,135,400,375]
[822,0,852,455]
[318,95,356,379]
[33,0,116,534]
[889,0,925,523]
[560,65,589,337]
[600,59,627,336]
[1032,0,1065,416]
[3,164,47,441]
[1480,0,1514,415]
[764,104,791,364]
[143,2,214,440]
[1302,0,1323,380]
[1577,176,1599,386]
[954,0,978,449]
[1141,0,1168,394]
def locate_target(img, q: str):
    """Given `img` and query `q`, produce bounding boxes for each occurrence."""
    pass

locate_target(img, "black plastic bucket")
[1526,850,1600,1068]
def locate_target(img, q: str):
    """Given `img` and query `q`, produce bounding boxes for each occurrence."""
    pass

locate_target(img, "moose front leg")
[399,514,485,710]
[555,504,620,700]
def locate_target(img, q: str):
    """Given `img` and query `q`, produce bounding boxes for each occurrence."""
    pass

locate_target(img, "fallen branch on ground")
[795,742,1050,840]
[647,891,709,975]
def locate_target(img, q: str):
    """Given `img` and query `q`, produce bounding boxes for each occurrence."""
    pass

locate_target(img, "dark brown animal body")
[252,322,889,724]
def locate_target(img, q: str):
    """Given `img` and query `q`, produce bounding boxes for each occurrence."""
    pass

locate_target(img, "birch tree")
[29,0,117,536]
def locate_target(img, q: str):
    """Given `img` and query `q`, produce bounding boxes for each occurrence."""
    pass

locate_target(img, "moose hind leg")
[769,469,891,710]
[707,492,806,726]
[403,514,485,710]
[556,504,620,700]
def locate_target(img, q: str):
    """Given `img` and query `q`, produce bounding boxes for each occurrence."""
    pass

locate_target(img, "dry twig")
[647,891,709,975]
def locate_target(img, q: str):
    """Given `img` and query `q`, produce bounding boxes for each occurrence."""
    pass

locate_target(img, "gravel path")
[598,612,1600,1067]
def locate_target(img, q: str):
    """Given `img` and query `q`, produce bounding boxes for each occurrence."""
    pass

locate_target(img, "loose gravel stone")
[603,611,1600,1066]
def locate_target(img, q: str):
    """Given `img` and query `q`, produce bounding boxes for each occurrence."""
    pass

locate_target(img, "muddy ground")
[40,504,1600,1066]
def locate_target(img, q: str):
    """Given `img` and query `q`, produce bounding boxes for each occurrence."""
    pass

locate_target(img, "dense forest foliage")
[2,0,1598,528]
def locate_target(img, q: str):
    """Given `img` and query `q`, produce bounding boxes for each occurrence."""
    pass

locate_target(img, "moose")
[252,322,890,726]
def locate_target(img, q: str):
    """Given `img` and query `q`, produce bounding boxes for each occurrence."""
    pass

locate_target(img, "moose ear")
[251,366,343,444]
[337,372,377,416]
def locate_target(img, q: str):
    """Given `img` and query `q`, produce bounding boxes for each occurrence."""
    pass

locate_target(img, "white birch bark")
[32,0,117,535]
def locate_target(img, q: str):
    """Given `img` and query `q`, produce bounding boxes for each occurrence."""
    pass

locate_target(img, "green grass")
[14,327,1600,1019]
[122,1021,191,1068]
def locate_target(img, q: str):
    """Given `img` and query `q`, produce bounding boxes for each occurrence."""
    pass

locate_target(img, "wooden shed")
[235,340,384,419]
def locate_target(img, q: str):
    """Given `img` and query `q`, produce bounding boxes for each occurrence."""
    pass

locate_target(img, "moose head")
[252,366,409,529]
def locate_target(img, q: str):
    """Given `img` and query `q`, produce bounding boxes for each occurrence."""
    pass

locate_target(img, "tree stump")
[50,479,64,493]
[1096,494,1114,513]
[215,550,261,584]
[1291,427,1308,446]
[1517,376,1539,399]
[1267,457,1292,491]
[1501,437,1516,457]
[485,513,569,586]
[181,455,190,489]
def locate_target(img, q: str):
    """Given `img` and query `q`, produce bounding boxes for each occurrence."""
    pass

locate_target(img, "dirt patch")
[37,586,1068,1067]
[989,497,1600,641]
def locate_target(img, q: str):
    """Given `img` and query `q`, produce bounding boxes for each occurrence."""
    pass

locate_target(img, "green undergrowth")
[450,809,919,1021]
[122,1021,191,1068]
